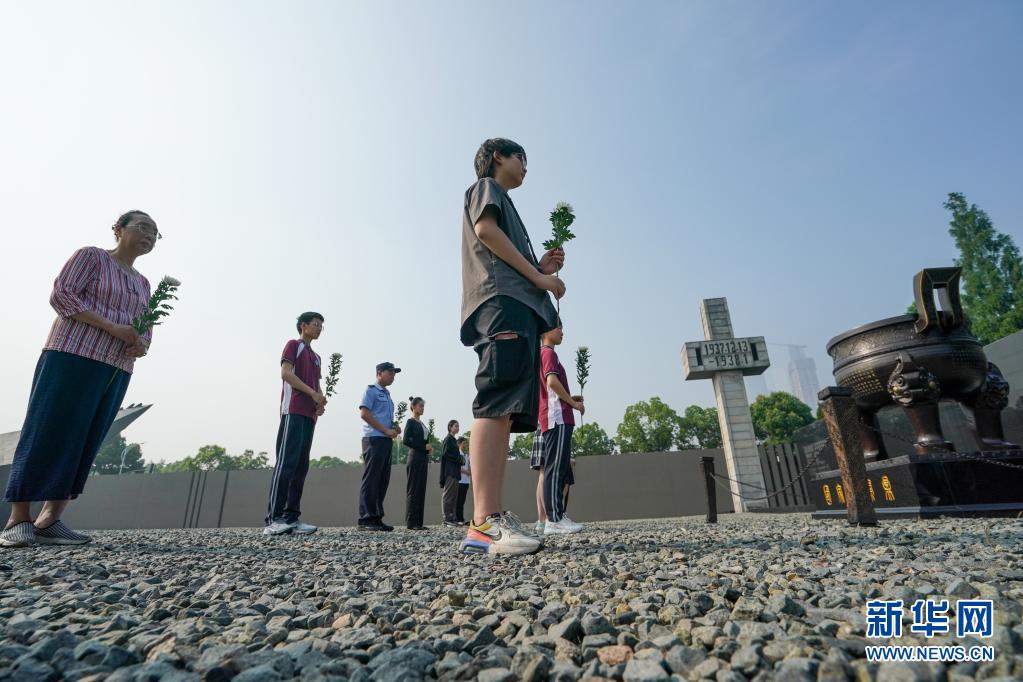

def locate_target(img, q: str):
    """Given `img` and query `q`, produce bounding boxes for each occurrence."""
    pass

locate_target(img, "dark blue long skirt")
[5,350,131,502]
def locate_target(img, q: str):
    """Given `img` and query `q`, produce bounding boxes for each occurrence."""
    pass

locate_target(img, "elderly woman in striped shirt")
[1,210,158,548]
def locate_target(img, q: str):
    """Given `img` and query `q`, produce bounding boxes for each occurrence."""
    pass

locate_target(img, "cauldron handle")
[913,267,964,334]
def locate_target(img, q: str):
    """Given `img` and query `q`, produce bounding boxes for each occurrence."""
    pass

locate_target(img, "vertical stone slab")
[700,298,769,511]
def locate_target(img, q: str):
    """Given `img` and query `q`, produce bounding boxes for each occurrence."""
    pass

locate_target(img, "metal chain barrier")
[709,439,829,503]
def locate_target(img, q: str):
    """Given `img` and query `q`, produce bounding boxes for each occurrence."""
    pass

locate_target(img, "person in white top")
[456,437,470,525]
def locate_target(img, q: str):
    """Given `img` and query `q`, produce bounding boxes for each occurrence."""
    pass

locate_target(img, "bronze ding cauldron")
[826,267,1015,459]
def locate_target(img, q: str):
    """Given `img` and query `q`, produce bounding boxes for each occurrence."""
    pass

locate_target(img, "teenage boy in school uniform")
[534,323,584,535]
[459,137,567,556]
[264,312,327,536]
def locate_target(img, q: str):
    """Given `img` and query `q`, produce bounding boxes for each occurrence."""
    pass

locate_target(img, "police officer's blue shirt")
[360,384,394,438]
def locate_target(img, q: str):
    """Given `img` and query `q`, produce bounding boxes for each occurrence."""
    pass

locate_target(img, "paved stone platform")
[1,514,1022,680]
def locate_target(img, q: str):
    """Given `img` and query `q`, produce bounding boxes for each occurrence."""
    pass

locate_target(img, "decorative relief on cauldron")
[977,363,1010,411]
[887,354,941,406]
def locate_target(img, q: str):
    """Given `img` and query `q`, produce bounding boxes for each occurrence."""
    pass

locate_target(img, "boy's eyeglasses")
[127,224,163,240]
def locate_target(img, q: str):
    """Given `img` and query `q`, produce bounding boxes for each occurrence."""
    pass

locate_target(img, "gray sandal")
[34,520,91,546]
[0,521,36,548]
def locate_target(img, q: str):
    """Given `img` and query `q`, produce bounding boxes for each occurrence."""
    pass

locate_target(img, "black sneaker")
[379,522,394,532]
[443,520,461,528]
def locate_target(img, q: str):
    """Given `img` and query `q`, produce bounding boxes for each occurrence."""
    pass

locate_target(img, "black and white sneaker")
[33,520,91,546]
[0,521,36,548]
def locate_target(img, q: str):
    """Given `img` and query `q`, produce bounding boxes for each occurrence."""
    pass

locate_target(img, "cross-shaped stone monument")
[682,298,771,511]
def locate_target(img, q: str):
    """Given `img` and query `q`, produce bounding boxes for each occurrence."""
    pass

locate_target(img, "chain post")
[819,386,878,526]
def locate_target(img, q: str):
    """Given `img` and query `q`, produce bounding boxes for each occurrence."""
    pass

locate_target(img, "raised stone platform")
[811,450,1023,520]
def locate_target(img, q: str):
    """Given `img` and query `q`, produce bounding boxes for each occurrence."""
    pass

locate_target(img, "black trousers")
[359,436,392,525]
[405,451,428,527]
[456,482,469,523]
[266,414,315,524]
[542,424,574,523]
[441,476,460,522]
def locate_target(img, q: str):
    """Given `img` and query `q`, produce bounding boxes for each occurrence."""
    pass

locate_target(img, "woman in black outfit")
[402,397,432,530]
[439,420,462,527]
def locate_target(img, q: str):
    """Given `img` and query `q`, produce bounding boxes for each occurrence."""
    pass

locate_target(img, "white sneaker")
[544,516,583,535]
[534,521,546,535]
[461,512,542,555]
[292,521,318,535]
[263,521,296,536]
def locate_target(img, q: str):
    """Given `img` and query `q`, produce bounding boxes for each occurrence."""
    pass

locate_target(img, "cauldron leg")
[902,403,954,454]
[971,362,1018,450]
[858,408,887,462]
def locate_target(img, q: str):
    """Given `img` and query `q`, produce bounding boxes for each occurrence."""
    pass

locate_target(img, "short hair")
[114,210,152,229]
[456,437,465,444]
[296,312,324,333]
[474,138,526,179]
[112,210,153,241]
[409,396,424,408]
[447,419,459,431]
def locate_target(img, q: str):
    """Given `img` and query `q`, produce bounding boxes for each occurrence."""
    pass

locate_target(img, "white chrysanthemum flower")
[162,276,182,287]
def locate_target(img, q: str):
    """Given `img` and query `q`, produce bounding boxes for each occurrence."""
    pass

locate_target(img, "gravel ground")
[1,513,1022,681]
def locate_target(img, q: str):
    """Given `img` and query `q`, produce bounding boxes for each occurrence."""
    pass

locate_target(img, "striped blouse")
[43,247,152,374]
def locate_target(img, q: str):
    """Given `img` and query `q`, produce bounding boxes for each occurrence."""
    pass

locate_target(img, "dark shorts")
[529,429,544,470]
[531,424,573,471]
[467,296,542,434]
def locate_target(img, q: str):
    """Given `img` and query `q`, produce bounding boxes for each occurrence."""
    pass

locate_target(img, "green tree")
[509,432,535,460]
[750,392,815,444]
[233,449,270,470]
[427,435,444,462]
[944,192,1023,344]
[311,456,362,469]
[92,436,146,475]
[677,405,722,450]
[615,397,680,453]
[156,445,270,472]
[571,422,615,456]
[190,444,235,470]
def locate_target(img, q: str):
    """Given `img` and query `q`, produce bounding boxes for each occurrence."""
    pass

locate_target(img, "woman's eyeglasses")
[127,224,162,240]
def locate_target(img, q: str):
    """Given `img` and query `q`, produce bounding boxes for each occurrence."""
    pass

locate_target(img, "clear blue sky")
[1,1,1020,464]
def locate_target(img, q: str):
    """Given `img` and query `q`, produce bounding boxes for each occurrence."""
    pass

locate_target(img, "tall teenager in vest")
[264,312,326,536]
[459,138,566,555]
[402,396,432,530]
[2,211,157,548]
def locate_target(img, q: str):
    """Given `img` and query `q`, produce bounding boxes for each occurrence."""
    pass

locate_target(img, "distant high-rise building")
[787,347,821,408]
[745,373,770,401]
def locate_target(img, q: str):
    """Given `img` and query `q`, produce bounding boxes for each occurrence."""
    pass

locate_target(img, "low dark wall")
[0,450,734,530]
